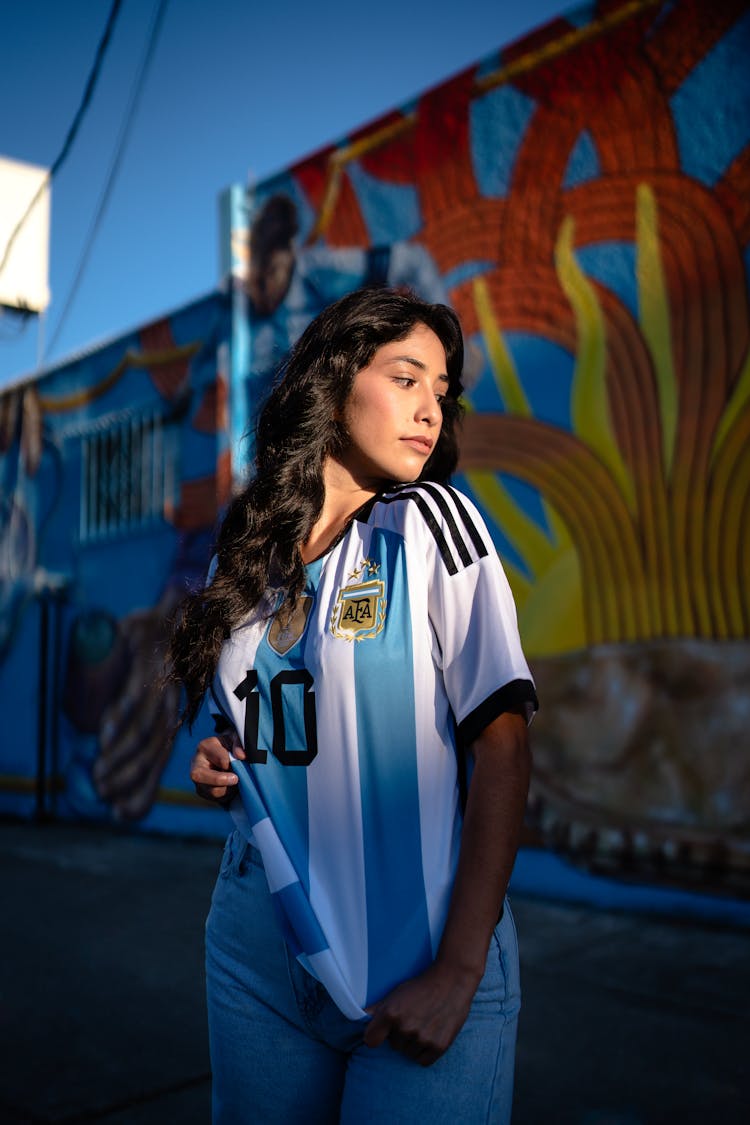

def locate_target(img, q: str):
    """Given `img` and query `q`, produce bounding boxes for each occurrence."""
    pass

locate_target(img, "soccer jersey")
[209,482,537,1020]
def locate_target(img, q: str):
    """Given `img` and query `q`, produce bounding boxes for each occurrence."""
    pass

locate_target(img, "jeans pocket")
[472,900,520,1013]
[494,900,522,1014]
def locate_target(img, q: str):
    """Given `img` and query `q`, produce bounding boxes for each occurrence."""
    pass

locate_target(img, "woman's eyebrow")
[386,355,449,382]
[385,354,427,370]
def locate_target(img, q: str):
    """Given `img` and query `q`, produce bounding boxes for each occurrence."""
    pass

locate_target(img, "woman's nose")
[416,389,441,425]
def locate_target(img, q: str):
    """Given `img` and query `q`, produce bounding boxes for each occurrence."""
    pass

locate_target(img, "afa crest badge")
[330,559,386,641]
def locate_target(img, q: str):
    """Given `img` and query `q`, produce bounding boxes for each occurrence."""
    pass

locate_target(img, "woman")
[171,287,537,1123]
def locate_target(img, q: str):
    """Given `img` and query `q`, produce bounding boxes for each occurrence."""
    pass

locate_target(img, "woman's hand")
[363,960,479,1067]
[190,731,245,804]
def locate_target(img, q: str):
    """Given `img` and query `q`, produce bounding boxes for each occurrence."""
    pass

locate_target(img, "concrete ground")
[0,819,747,1124]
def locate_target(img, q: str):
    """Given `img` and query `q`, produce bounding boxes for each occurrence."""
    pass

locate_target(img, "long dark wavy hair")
[170,286,465,726]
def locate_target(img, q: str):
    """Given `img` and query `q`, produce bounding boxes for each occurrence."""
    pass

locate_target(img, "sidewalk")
[1,820,747,1124]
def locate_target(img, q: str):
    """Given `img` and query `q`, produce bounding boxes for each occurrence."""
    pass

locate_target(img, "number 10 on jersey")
[233,669,318,766]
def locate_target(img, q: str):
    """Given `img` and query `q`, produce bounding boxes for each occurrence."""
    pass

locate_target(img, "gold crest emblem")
[268,595,314,655]
[330,559,386,641]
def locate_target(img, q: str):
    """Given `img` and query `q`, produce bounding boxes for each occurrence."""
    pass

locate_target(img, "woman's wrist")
[433,943,487,990]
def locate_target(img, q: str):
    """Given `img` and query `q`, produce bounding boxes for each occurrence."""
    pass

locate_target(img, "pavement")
[1,819,747,1125]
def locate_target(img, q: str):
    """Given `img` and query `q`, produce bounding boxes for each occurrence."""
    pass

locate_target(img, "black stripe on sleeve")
[352,494,380,524]
[419,482,474,568]
[446,485,489,559]
[379,489,458,574]
[377,483,490,574]
[457,679,539,745]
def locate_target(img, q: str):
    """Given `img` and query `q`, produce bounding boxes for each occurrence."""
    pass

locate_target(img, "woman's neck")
[300,458,378,564]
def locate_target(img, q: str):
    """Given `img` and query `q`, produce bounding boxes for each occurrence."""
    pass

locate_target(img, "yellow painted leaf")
[472,277,531,416]
[636,182,678,476]
[555,215,635,511]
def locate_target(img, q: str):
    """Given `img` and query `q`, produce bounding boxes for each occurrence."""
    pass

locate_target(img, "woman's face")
[335,324,449,488]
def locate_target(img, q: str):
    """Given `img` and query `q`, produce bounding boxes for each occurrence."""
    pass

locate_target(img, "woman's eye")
[394,377,416,388]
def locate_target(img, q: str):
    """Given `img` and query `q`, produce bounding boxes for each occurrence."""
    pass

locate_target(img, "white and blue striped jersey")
[209,482,537,1020]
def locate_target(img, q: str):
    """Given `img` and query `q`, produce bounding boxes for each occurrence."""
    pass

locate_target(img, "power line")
[0,0,124,284]
[45,0,171,360]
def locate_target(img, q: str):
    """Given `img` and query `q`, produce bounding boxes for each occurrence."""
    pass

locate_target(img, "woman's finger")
[195,736,232,767]
[190,761,238,787]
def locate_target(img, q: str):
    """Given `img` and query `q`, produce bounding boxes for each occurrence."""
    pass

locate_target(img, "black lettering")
[233,670,266,763]
[272,670,318,766]
[354,599,373,623]
[342,597,374,626]
[233,669,317,767]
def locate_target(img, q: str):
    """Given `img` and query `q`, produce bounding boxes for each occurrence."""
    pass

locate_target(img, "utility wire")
[0,0,124,284]
[45,0,171,360]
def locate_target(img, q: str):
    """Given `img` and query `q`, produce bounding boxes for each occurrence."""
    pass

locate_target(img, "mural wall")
[232,0,750,893]
[1,0,748,896]
[0,294,232,836]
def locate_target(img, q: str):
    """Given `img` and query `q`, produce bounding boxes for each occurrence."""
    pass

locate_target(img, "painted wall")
[0,293,232,836]
[230,0,750,894]
[1,0,748,898]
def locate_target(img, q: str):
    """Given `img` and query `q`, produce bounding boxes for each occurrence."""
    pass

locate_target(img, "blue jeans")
[206,831,521,1124]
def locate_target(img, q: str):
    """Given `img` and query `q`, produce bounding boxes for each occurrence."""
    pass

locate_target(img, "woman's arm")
[363,708,531,1066]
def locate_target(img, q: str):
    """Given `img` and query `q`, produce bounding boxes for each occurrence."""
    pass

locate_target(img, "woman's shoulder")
[369,482,493,572]
[375,480,470,515]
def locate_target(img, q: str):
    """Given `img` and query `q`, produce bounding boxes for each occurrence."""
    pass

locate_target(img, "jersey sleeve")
[401,483,538,743]
[202,555,235,734]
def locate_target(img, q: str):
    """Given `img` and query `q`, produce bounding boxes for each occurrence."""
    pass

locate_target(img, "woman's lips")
[401,436,434,454]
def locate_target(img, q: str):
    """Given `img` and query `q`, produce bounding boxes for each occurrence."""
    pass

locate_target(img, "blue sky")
[0,0,565,385]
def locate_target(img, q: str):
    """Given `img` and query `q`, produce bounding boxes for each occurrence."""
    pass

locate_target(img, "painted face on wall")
[246,247,295,316]
[335,323,449,488]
